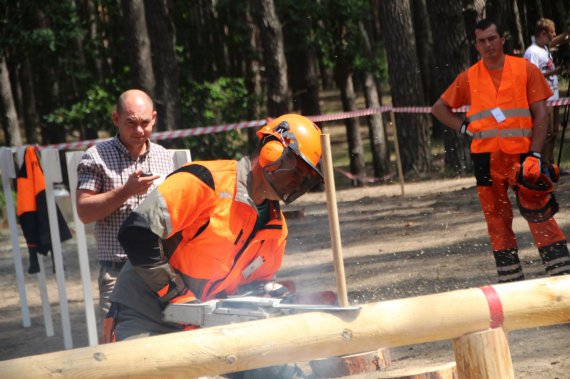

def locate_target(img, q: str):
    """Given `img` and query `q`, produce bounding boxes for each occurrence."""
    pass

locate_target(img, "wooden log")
[0,276,568,378]
[309,348,391,378]
[377,361,457,379]
[453,328,514,379]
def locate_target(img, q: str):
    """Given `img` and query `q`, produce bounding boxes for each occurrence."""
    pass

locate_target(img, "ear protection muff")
[259,139,285,168]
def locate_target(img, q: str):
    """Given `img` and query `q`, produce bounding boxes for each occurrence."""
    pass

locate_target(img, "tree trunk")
[144,0,181,132]
[77,0,103,81]
[252,0,289,117]
[512,0,526,53]
[427,1,472,175]
[379,0,432,175]
[245,2,264,152]
[329,6,366,186]
[34,9,64,145]
[463,0,486,64]
[0,56,22,147]
[335,66,366,187]
[358,21,390,178]
[20,54,41,144]
[297,47,321,117]
[410,0,435,104]
[121,0,155,95]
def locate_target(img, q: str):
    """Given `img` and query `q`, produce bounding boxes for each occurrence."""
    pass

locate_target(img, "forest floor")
[0,172,569,378]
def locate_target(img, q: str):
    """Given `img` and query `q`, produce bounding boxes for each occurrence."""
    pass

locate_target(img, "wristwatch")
[459,120,471,136]
[528,151,542,159]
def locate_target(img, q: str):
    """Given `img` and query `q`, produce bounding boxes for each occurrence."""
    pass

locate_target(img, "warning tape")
[43,97,570,151]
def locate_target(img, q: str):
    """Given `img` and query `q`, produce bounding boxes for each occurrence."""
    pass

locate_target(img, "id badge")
[490,107,506,123]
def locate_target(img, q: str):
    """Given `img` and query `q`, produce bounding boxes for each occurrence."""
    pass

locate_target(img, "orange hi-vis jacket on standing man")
[467,55,533,154]
[112,158,288,319]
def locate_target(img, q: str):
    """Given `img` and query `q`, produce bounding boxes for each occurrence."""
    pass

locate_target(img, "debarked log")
[1,276,568,378]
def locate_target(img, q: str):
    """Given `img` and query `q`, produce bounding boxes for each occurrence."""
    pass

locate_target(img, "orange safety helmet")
[257,114,323,174]
[511,163,559,223]
[256,114,323,203]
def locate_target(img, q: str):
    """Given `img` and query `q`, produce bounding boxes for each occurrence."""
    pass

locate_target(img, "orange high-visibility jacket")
[117,158,288,302]
[16,146,71,274]
[466,55,533,154]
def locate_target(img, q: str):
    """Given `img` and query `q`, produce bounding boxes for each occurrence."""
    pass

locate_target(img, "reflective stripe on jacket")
[118,157,287,303]
[466,55,533,154]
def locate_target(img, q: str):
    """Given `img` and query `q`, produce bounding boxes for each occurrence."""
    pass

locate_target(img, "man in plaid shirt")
[76,89,174,328]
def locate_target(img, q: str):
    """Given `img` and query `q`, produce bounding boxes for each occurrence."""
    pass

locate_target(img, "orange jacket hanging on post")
[16,146,72,274]
[466,55,533,154]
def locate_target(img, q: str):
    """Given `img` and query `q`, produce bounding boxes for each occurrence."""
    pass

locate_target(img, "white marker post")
[66,151,98,346]
[170,149,192,169]
[15,147,55,337]
[0,147,31,328]
[41,148,73,349]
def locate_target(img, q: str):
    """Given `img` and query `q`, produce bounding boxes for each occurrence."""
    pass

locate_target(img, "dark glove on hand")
[522,152,542,182]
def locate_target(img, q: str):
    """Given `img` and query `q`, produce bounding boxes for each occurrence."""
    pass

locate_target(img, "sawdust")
[0,176,569,378]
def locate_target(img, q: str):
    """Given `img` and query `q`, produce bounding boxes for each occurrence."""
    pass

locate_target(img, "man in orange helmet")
[432,19,570,283]
[106,114,323,347]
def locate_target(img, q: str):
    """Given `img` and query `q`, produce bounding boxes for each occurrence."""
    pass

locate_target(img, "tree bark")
[245,2,264,152]
[410,0,435,105]
[335,67,366,186]
[77,0,104,81]
[121,0,155,95]
[512,0,526,53]
[144,0,181,132]
[427,1,472,175]
[0,56,22,147]
[252,0,289,117]
[358,21,391,178]
[33,9,64,145]
[19,54,41,144]
[379,0,432,175]
[463,0,486,64]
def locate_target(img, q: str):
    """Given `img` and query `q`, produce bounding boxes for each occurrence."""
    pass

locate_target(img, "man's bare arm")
[76,170,159,224]
[432,98,463,132]
[76,188,131,224]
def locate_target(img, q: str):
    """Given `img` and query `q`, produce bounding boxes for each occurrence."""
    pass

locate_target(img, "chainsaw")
[162,293,361,327]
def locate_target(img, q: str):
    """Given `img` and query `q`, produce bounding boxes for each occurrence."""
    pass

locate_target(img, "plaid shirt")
[76,136,174,262]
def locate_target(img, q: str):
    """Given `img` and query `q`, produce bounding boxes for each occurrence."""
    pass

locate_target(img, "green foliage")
[178,77,252,160]
[44,80,122,139]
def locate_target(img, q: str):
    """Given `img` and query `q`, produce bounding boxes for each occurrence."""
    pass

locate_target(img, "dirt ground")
[0,175,569,378]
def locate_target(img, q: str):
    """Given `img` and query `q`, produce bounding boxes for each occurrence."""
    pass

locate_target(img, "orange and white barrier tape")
[42,97,570,151]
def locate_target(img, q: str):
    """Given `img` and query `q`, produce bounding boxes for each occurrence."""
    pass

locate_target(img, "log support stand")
[452,328,514,379]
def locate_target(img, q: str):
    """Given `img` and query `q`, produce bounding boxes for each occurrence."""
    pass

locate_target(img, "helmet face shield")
[263,146,323,204]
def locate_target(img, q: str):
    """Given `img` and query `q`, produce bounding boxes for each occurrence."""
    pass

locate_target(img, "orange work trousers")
[473,150,566,251]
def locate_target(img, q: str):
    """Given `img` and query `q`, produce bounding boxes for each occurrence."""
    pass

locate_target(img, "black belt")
[100,260,127,270]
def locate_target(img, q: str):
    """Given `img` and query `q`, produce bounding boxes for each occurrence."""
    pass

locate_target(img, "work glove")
[263,281,290,298]
[459,120,473,137]
[157,279,199,305]
[522,151,542,183]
